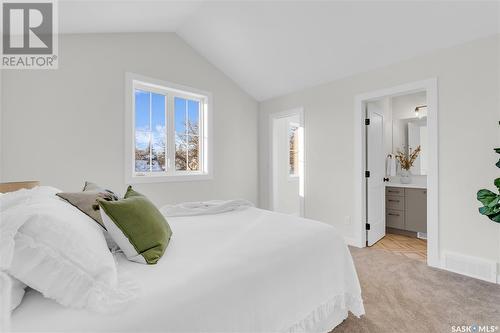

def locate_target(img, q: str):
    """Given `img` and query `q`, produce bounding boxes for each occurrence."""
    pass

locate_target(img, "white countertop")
[385,182,427,189]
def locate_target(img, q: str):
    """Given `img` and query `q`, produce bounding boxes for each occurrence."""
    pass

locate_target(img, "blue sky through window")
[174,97,200,171]
[135,89,167,172]
[135,90,166,132]
[135,90,150,132]
[135,89,200,173]
[174,97,199,136]
[135,91,200,139]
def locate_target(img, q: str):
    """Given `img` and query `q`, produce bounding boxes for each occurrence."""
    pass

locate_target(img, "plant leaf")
[496,158,500,169]
[477,189,498,206]
[490,212,500,223]
[487,196,500,208]
[495,148,500,154]
[479,206,494,215]
[495,178,500,190]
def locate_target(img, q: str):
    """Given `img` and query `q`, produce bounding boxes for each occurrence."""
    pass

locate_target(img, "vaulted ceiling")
[60,1,500,101]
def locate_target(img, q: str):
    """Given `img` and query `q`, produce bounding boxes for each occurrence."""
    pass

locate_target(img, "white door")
[366,102,385,246]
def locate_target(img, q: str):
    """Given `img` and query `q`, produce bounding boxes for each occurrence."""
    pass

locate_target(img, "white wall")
[380,98,392,158]
[0,69,2,178]
[273,115,300,215]
[392,91,427,120]
[259,35,500,266]
[1,33,259,206]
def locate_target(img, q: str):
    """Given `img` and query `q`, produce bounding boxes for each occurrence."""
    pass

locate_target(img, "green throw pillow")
[97,186,172,264]
[124,186,143,198]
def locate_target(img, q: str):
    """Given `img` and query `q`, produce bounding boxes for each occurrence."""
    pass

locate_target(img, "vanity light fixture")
[414,105,427,118]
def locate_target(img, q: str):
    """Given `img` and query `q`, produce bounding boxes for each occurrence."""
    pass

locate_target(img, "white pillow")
[0,186,137,313]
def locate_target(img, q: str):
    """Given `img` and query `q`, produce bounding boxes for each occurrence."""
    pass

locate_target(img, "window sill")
[127,173,213,184]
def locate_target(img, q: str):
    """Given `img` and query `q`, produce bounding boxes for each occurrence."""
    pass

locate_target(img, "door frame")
[353,78,439,268]
[268,107,305,217]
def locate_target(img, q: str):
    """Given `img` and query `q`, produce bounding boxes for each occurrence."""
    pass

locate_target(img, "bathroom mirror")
[390,92,427,176]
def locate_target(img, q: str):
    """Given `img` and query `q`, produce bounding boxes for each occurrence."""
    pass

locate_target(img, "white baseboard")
[441,251,498,284]
[344,236,362,248]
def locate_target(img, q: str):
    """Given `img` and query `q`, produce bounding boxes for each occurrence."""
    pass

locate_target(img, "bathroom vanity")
[386,184,427,234]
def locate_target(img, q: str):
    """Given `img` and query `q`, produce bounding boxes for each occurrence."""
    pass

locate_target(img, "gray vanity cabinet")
[385,187,426,233]
[404,188,427,232]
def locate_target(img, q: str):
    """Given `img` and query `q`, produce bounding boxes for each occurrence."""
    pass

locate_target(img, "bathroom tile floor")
[371,233,427,262]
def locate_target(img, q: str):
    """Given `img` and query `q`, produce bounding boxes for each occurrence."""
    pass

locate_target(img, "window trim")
[125,72,213,183]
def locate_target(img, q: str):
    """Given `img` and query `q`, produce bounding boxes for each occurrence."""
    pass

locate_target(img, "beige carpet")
[333,247,500,333]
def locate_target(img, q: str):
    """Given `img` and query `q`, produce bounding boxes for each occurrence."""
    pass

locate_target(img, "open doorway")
[354,79,439,268]
[269,108,305,217]
[366,93,428,262]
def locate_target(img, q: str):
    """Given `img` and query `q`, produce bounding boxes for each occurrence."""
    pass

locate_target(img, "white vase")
[400,169,412,184]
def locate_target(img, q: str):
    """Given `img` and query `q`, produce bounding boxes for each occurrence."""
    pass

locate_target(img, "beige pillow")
[56,182,118,228]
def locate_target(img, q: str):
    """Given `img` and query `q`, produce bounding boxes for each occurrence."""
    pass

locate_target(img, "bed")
[4,184,364,332]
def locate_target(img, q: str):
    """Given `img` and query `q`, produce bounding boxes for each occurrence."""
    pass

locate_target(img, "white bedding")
[1,187,136,314]
[11,207,364,332]
[161,199,254,217]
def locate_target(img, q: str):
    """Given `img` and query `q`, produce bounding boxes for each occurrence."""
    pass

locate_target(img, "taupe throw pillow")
[56,182,119,228]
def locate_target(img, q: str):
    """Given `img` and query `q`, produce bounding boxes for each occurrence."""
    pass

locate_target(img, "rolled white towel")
[386,155,397,177]
[390,157,397,177]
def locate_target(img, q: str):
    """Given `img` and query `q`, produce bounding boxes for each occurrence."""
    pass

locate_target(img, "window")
[174,97,200,172]
[288,122,299,177]
[134,90,166,173]
[126,73,212,183]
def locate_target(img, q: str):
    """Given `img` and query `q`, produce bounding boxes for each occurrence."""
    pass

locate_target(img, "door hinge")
[365,118,370,125]
[365,171,370,178]
[366,223,371,230]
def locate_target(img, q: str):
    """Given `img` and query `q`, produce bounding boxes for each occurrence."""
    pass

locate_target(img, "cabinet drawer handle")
[388,199,400,203]
[388,213,400,217]
[388,190,400,193]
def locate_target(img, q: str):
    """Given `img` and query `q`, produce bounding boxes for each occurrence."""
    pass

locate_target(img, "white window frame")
[125,72,213,183]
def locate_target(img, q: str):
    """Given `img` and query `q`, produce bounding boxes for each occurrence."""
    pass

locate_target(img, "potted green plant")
[477,145,500,223]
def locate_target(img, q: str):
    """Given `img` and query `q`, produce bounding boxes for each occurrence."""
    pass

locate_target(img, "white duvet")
[11,207,364,332]
[1,187,136,317]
